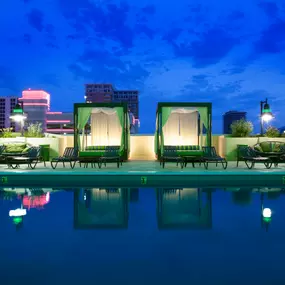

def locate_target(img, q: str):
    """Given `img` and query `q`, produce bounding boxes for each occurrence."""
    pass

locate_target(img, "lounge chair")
[98,146,123,168]
[6,146,43,169]
[237,146,272,169]
[0,145,6,163]
[160,146,184,169]
[51,147,78,169]
[202,147,227,169]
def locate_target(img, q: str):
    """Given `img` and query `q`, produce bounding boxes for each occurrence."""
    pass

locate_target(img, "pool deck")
[0,160,285,187]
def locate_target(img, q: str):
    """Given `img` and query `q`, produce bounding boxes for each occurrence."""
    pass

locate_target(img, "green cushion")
[177,150,203,157]
[85,146,106,151]
[4,143,26,148]
[272,143,284,152]
[176,145,200,151]
[22,147,30,153]
[5,145,26,153]
[260,142,271,152]
[254,145,263,152]
[79,151,105,157]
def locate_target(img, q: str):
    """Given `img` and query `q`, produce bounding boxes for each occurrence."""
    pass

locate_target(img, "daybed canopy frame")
[74,103,129,160]
[155,102,212,158]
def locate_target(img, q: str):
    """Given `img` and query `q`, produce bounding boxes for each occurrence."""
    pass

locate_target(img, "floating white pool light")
[262,208,272,218]
[9,208,27,217]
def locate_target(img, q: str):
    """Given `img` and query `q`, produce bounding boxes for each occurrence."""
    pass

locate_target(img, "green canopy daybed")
[74,103,130,161]
[156,188,212,229]
[154,102,212,159]
[74,188,129,229]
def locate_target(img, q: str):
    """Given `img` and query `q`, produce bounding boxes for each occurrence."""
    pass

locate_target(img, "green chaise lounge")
[51,147,78,169]
[160,145,203,168]
[78,146,123,168]
[6,146,43,169]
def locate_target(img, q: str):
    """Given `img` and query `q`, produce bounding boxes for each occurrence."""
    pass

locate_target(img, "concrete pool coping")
[0,160,285,187]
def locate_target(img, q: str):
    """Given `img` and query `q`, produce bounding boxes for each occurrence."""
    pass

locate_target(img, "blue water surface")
[0,187,285,285]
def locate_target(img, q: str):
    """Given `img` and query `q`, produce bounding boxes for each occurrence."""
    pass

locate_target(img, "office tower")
[223,111,247,134]
[84,83,139,133]
[0,96,19,130]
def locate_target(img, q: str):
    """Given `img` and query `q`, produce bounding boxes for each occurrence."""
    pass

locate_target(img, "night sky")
[0,0,285,133]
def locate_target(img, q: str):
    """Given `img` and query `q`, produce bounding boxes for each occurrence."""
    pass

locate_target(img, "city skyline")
[1,0,285,133]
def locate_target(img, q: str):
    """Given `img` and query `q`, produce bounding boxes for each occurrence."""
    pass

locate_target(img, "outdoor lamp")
[260,99,273,135]
[10,103,26,122]
[10,103,27,136]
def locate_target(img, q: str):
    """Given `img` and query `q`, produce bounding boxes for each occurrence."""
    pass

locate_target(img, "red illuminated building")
[18,89,73,134]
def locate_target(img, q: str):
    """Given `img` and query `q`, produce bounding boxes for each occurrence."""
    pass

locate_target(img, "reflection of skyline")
[74,188,129,229]
[156,188,212,230]
[1,187,285,231]
[0,188,53,230]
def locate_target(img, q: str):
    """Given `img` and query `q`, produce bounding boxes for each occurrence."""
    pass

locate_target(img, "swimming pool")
[1,187,285,284]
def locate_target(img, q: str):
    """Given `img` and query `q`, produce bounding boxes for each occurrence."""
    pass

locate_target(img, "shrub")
[230,119,253,137]
[265,126,280,138]
[24,122,44,138]
[0,128,13,138]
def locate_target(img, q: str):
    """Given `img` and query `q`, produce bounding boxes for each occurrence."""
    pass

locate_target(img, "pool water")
[1,187,285,285]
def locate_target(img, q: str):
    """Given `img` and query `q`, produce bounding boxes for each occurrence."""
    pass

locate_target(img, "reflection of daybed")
[156,188,212,229]
[155,102,212,167]
[74,103,129,167]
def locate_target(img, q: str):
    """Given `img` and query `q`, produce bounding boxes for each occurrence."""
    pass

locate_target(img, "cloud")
[68,63,90,80]
[59,0,156,52]
[58,0,134,49]
[181,75,243,102]
[141,5,156,15]
[254,20,285,54]
[258,1,279,18]
[173,28,238,67]
[46,43,60,49]
[39,74,61,88]
[23,33,32,44]
[26,8,44,32]
[162,28,183,44]
[68,47,150,89]
[0,66,20,92]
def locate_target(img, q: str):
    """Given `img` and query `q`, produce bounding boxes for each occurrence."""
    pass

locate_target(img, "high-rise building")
[84,83,140,133]
[223,111,247,134]
[0,96,18,130]
[46,111,74,134]
[85,83,113,103]
[19,89,50,130]
[18,89,73,134]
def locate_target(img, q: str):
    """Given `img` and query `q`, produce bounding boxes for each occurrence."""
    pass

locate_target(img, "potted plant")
[24,122,45,138]
[265,126,280,138]
[230,119,253,137]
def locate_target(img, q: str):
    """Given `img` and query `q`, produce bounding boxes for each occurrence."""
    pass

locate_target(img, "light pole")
[260,98,273,136]
[10,101,26,136]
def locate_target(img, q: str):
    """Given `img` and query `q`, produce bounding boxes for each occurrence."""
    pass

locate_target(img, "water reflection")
[1,186,285,231]
[0,187,52,230]
[74,188,129,229]
[156,188,212,229]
